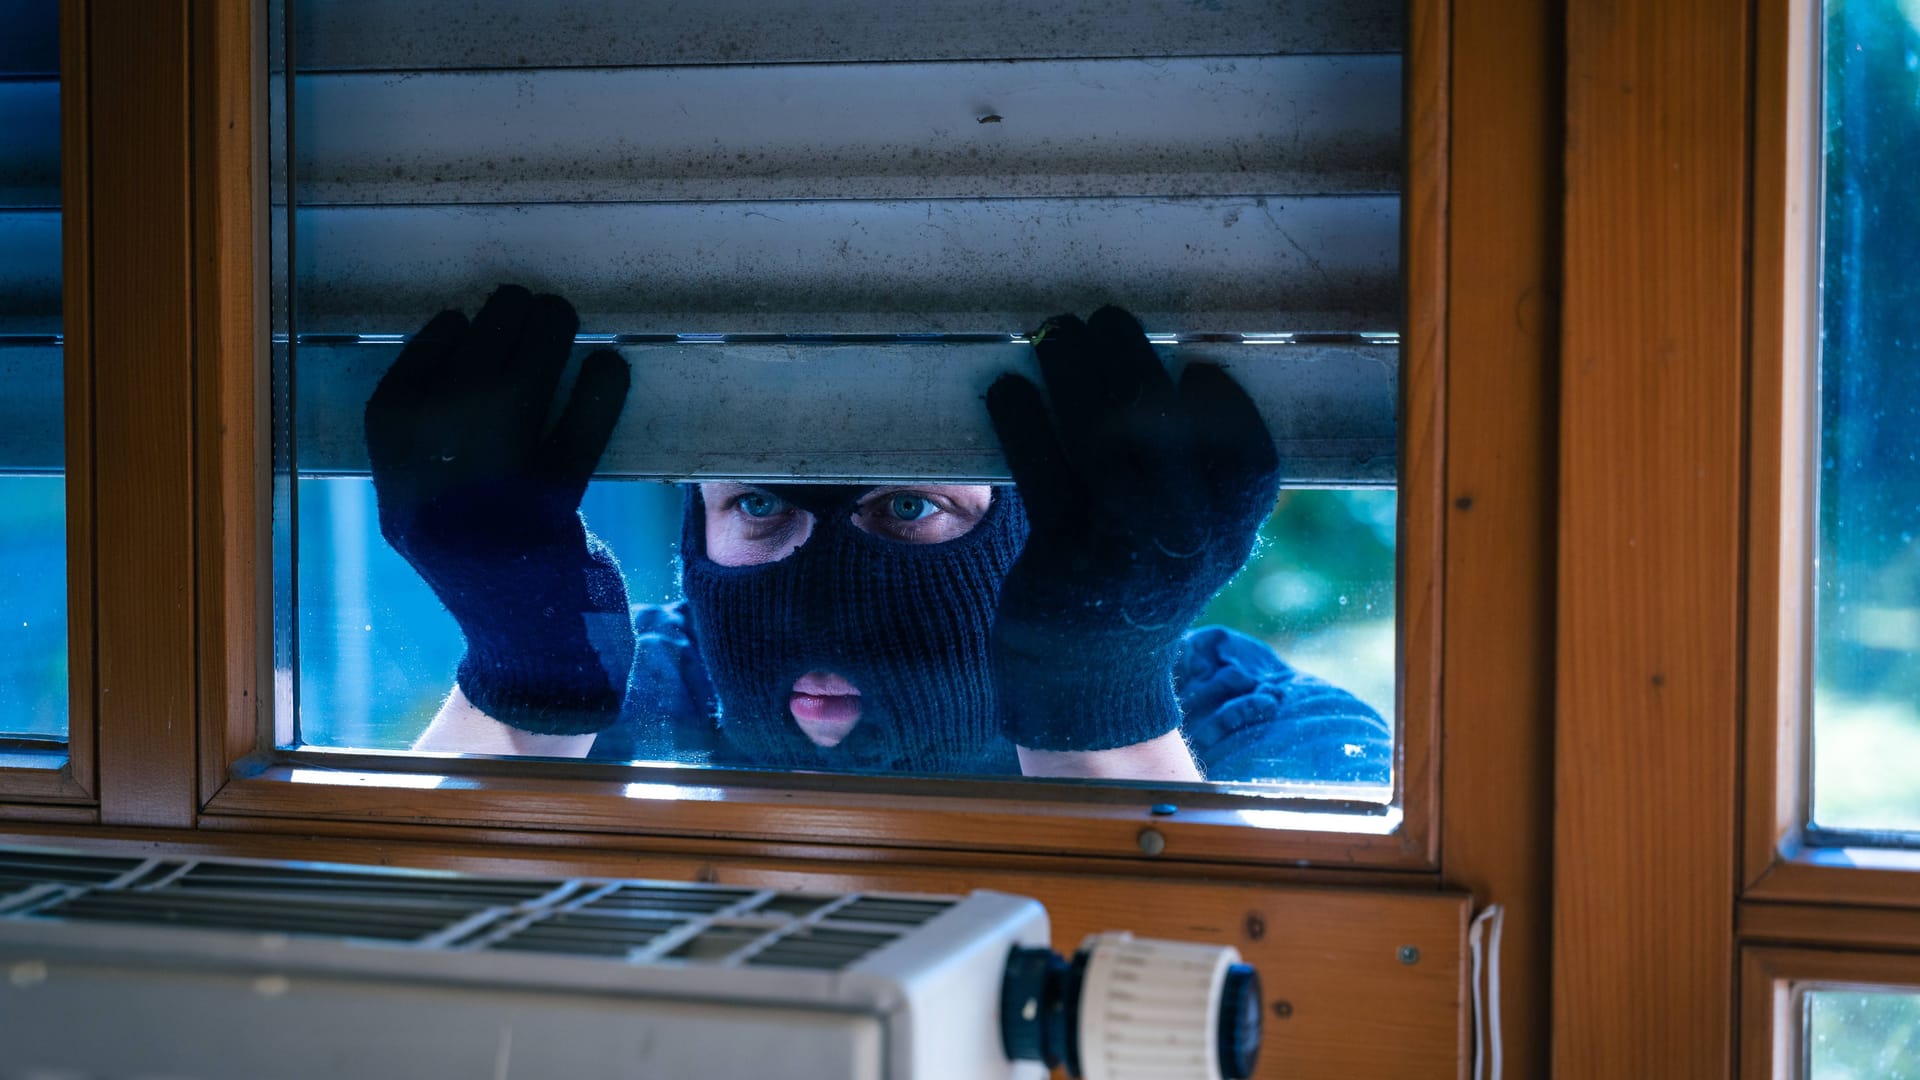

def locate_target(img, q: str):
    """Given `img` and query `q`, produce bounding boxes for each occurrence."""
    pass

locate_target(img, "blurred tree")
[1200,489,1396,648]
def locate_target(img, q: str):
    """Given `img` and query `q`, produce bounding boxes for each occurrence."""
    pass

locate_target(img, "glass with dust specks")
[1812,0,1920,837]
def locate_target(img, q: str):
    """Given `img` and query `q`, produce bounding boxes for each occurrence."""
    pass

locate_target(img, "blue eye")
[736,492,785,518]
[887,493,936,521]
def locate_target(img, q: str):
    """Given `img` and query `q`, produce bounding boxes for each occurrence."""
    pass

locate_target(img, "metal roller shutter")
[0,1,1405,485]
[0,0,60,475]
[272,0,1403,485]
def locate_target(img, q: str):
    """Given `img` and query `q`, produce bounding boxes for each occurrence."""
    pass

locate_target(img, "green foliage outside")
[1200,488,1397,723]
[1809,991,1920,1079]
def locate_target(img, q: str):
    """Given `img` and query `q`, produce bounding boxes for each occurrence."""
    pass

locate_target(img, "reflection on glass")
[1806,990,1920,1078]
[0,0,66,743]
[1815,1,1920,833]
[276,0,1402,791]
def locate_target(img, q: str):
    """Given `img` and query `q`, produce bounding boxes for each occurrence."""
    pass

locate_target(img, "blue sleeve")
[587,602,734,764]
[1176,626,1392,785]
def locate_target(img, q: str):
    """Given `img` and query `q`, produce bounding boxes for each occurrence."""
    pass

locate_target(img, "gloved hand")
[364,285,635,735]
[986,306,1281,752]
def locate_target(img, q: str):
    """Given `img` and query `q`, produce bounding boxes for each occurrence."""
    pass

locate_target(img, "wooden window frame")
[1557,0,1920,1072]
[1737,1,1920,1076]
[1739,946,1920,1080]
[1741,0,1920,910]
[165,0,1453,874]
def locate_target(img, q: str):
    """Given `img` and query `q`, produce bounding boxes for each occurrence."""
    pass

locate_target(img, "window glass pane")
[1806,990,1920,1078]
[0,0,67,744]
[296,479,1395,769]
[274,0,1401,795]
[1815,0,1920,833]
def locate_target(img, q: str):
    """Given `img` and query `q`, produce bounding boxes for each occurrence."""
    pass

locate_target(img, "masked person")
[367,286,1390,783]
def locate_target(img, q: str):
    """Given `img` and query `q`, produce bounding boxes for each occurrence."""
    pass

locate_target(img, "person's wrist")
[1015,730,1203,781]
[994,620,1182,752]
[450,527,636,736]
[457,648,626,736]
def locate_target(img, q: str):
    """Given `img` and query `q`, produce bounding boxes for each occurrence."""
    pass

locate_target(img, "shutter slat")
[291,197,1398,336]
[0,0,59,75]
[291,57,1400,205]
[0,336,1393,483]
[286,339,1396,485]
[292,0,1402,71]
[0,344,60,474]
[0,81,60,208]
[0,211,59,335]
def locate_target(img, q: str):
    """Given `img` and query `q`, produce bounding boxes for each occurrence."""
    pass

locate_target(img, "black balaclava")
[680,484,1029,774]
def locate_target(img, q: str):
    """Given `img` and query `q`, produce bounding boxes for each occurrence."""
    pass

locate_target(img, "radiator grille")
[830,897,953,928]
[578,883,758,917]
[0,851,146,890]
[482,911,688,957]
[162,862,564,907]
[34,890,468,943]
[748,927,901,971]
[2,849,954,974]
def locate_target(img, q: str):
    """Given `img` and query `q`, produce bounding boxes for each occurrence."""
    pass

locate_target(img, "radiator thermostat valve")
[1001,932,1262,1080]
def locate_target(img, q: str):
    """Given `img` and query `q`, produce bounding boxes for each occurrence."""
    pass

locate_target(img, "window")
[1812,0,1920,838]
[1742,2,1920,1075]
[1745,0,1920,883]
[1742,949,1920,1080]
[268,0,1411,802]
[0,0,67,754]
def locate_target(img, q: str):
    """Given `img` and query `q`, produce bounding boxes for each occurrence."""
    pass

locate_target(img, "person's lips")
[789,671,862,747]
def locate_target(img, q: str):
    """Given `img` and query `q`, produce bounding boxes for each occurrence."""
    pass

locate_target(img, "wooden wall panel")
[1439,1,1559,1075]
[90,0,198,826]
[792,873,1468,1080]
[1556,1,1750,1076]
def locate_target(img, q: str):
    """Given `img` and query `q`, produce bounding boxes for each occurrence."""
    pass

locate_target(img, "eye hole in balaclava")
[679,484,1029,774]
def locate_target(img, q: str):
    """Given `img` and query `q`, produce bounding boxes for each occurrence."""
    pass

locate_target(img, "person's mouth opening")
[789,670,862,747]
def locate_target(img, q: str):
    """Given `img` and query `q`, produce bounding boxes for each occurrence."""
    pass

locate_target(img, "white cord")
[1468,904,1506,1080]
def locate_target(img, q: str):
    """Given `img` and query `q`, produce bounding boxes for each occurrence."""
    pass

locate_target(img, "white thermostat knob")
[1075,932,1262,1080]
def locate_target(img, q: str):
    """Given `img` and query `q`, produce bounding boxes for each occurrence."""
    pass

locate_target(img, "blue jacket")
[588,603,1391,785]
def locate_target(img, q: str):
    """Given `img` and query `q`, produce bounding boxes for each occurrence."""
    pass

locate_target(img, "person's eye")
[885,493,938,522]
[733,492,787,519]
[851,488,980,543]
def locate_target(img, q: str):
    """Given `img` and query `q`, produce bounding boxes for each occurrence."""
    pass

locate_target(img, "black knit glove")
[364,285,635,735]
[986,306,1281,752]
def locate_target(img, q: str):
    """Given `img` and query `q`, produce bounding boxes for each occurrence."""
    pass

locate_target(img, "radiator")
[0,847,1261,1080]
